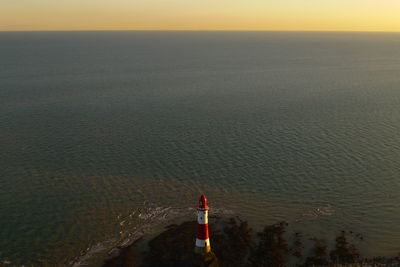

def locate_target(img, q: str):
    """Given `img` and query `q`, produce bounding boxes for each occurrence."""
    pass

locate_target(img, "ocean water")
[0,31,399,265]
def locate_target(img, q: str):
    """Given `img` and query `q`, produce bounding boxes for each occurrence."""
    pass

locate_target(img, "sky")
[1,0,400,32]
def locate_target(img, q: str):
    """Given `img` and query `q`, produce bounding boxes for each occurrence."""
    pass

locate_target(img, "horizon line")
[1,29,400,33]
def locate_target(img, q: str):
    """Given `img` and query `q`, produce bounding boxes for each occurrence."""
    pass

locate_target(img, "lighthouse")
[195,194,211,254]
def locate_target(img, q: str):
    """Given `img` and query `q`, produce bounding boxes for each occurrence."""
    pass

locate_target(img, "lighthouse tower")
[195,194,211,254]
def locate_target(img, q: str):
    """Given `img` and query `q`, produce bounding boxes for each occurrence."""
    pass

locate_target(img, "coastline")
[101,217,400,267]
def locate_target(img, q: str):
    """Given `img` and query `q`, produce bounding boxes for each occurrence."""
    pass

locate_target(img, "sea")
[0,31,399,265]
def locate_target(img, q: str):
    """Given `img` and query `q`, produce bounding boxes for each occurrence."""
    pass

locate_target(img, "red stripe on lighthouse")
[197,223,209,240]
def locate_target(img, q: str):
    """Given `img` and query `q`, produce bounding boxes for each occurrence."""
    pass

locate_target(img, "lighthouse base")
[195,238,211,254]
[195,244,211,254]
[193,250,219,267]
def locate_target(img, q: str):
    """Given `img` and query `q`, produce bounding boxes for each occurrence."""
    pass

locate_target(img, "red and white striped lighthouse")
[195,194,211,254]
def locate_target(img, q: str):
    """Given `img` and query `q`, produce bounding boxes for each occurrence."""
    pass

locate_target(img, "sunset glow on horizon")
[1,0,400,32]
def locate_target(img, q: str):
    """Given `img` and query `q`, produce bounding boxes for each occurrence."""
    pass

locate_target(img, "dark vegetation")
[103,218,400,267]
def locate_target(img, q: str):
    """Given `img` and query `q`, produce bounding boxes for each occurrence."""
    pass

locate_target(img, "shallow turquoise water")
[0,31,399,265]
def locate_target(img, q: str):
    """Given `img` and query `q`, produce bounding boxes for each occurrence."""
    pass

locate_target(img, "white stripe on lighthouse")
[196,238,210,247]
[197,210,208,224]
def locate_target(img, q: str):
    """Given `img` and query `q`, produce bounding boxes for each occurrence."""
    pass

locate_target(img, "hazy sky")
[1,0,399,31]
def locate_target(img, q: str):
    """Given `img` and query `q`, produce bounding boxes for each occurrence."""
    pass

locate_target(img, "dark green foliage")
[250,221,289,267]
[103,218,399,267]
[142,221,198,266]
[290,232,304,260]
[330,231,361,264]
[301,238,329,267]
[212,218,254,267]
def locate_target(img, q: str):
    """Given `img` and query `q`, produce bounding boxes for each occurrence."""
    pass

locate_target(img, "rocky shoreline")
[101,217,400,267]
